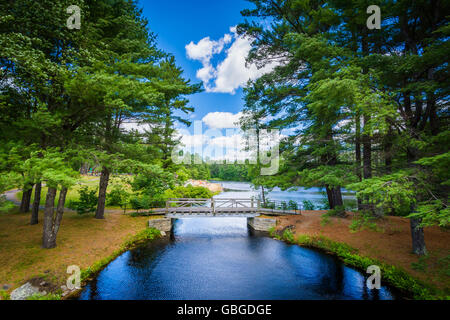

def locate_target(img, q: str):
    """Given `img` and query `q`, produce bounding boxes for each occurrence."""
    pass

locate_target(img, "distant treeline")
[181,160,250,182]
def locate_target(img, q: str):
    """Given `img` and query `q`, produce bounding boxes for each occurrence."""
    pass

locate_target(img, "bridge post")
[211,198,215,215]
[257,199,261,211]
[166,200,169,214]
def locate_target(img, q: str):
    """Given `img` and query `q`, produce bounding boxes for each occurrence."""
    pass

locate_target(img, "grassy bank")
[269,227,448,300]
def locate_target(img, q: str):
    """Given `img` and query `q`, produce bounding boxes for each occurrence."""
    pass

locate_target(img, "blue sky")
[139,0,251,122]
[136,0,281,161]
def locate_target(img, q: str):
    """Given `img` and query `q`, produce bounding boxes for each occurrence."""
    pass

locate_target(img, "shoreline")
[273,213,450,299]
[269,229,430,299]
[65,228,164,300]
[185,179,223,193]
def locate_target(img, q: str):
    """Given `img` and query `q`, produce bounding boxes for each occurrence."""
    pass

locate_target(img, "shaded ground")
[0,208,149,292]
[276,211,450,292]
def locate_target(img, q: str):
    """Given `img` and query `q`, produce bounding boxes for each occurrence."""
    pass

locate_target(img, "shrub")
[107,185,131,212]
[302,200,315,210]
[349,213,382,232]
[288,200,298,210]
[0,290,10,300]
[130,196,149,212]
[282,229,295,243]
[69,186,98,215]
[164,185,213,199]
[107,186,128,206]
[262,199,275,209]
[327,205,346,217]
[27,293,61,300]
[317,193,330,210]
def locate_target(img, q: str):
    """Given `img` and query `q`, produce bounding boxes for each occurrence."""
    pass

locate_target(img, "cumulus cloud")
[186,35,231,63]
[121,122,150,133]
[179,134,207,148]
[202,111,243,129]
[186,27,281,94]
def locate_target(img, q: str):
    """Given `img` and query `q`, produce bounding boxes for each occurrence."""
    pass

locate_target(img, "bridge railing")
[166,198,210,208]
[163,198,301,215]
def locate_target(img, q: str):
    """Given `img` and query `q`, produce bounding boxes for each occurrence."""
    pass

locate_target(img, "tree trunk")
[362,115,372,180]
[261,185,266,205]
[19,184,33,213]
[362,114,373,213]
[384,128,393,174]
[410,217,427,255]
[355,113,362,210]
[95,166,110,219]
[53,187,67,238]
[30,182,41,225]
[42,187,57,249]
[326,185,344,210]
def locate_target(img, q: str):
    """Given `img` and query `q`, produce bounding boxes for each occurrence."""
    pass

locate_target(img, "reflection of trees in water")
[127,240,169,270]
[362,280,380,300]
[317,261,345,298]
[87,278,99,300]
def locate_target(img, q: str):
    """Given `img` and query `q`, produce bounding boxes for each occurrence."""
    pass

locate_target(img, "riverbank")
[275,212,450,298]
[0,208,156,299]
[186,179,223,193]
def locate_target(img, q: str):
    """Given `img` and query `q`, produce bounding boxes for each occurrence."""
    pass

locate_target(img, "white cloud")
[186,27,281,94]
[185,35,231,63]
[209,134,245,149]
[202,111,243,129]
[196,64,215,84]
[212,36,278,94]
[180,134,207,148]
[121,122,150,133]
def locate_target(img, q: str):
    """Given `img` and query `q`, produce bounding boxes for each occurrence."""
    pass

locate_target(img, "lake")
[213,181,357,210]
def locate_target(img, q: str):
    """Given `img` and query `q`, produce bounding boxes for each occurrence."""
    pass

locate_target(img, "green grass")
[18,175,135,209]
[27,293,62,300]
[0,290,10,300]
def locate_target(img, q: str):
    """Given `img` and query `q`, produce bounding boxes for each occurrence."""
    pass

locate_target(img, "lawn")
[17,175,134,209]
[0,206,149,292]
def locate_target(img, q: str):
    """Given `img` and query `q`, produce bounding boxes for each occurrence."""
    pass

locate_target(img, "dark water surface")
[79,217,401,300]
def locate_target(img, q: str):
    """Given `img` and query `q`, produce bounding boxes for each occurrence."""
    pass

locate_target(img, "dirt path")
[3,189,24,206]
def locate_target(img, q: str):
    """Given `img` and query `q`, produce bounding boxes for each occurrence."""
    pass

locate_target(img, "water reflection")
[79,218,400,300]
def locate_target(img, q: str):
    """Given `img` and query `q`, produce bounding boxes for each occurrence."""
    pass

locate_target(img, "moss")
[275,231,446,300]
[0,290,10,300]
[27,293,61,300]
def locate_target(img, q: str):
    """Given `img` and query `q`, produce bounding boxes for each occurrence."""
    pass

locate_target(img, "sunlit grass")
[17,175,135,209]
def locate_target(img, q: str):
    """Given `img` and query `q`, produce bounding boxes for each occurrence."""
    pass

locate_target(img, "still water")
[79,217,400,300]
[212,181,357,209]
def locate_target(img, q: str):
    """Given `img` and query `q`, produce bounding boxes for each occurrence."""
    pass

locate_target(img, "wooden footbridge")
[151,198,300,217]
